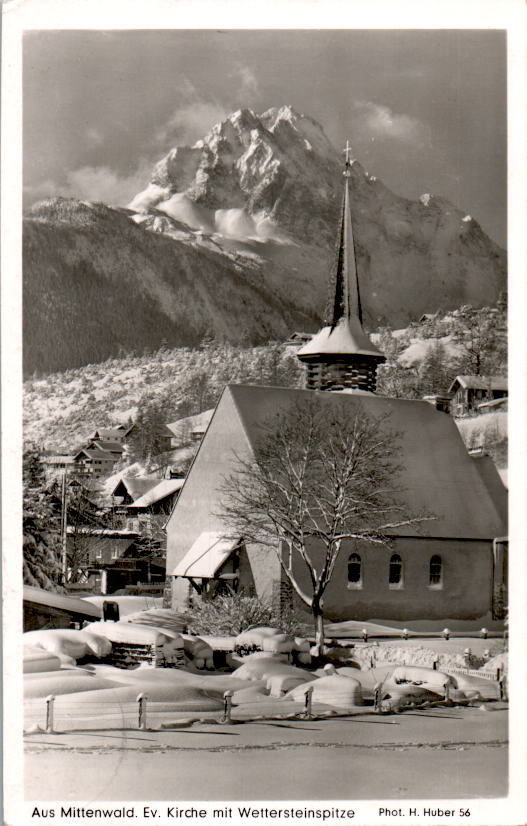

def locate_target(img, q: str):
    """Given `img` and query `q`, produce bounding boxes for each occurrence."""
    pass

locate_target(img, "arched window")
[429,554,442,586]
[389,553,403,586]
[348,553,362,586]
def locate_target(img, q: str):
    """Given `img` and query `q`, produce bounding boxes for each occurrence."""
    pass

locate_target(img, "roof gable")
[111,476,160,500]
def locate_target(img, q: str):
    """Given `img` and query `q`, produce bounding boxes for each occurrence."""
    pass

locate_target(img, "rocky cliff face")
[24,105,506,375]
[128,104,506,318]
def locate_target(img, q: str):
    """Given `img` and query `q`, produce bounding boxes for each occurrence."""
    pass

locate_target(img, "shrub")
[186,591,308,637]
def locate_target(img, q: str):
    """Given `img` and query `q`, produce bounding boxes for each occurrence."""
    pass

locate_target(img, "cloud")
[352,101,431,147]
[65,160,154,205]
[24,179,62,206]
[85,127,104,148]
[26,67,264,209]
[25,159,155,209]
[156,101,230,147]
[155,66,261,148]
[231,64,259,99]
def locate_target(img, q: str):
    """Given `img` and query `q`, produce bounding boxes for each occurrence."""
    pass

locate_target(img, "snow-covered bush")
[187,592,307,638]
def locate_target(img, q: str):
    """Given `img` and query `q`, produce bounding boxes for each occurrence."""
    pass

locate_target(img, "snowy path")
[25,706,507,801]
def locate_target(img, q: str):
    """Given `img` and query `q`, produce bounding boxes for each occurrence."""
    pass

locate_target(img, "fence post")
[137,693,148,730]
[302,685,314,720]
[498,672,507,701]
[222,690,234,724]
[45,695,55,733]
[373,682,383,713]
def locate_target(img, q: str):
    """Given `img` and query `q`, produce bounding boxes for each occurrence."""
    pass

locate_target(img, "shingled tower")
[297,143,385,392]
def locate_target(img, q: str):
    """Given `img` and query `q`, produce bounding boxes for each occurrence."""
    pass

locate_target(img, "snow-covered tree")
[219,399,430,650]
[418,340,455,396]
[23,445,63,591]
[449,305,507,377]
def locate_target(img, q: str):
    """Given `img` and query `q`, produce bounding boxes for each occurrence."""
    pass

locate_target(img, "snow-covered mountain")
[24,105,506,375]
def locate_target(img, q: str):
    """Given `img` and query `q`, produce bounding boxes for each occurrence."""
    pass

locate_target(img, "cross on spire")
[296,137,385,392]
[343,140,353,176]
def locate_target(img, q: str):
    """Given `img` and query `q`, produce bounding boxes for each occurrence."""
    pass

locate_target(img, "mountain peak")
[131,106,340,242]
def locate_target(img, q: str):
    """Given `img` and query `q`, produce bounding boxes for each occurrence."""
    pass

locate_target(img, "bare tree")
[219,399,431,651]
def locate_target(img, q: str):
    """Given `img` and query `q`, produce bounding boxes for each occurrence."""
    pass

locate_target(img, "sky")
[23,29,507,246]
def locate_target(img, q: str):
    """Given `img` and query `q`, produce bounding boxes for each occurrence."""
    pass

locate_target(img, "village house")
[165,410,214,449]
[124,477,185,534]
[72,447,118,479]
[449,375,508,417]
[90,425,132,443]
[65,525,165,595]
[165,150,508,626]
[41,453,76,479]
[42,425,133,485]
[85,439,124,459]
[110,476,161,506]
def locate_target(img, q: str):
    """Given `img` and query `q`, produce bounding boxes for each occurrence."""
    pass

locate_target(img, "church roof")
[297,317,385,359]
[166,384,507,552]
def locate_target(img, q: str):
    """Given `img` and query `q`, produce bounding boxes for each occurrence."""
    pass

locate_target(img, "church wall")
[290,536,494,621]
[238,540,282,602]
[166,388,250,610]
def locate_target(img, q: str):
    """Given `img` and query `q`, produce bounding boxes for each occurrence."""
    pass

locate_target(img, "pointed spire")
[325,159,363,328]
[297,142,385,392]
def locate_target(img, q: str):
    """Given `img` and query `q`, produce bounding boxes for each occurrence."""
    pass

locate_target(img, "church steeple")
[297,142,385,392]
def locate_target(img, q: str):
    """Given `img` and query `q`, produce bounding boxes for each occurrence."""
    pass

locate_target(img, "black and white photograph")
[2,1,527,823]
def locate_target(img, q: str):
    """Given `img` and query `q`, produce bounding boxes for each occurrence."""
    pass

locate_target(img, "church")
[165,148,508,627]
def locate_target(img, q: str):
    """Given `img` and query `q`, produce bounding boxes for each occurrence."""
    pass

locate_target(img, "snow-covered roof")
[127,477,185,509]
[166,409,214,440]
[92,427,128,439]
[172,531,240,578]
[111,476,160,500]
[89,440,124,453]
[66,527,139,537]
[478,397,508,411]
[23,585,102,618]
[449,375,508,392]
[74,448,116,461]
[297,318,384,359]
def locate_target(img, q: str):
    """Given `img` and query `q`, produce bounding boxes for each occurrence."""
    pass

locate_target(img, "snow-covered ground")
[25,706,508,800]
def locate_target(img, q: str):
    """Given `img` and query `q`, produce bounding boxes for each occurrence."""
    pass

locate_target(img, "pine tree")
[23,445,63,591]
[418,340,455,396]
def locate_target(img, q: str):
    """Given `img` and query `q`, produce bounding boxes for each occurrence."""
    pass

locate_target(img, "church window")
[389,553,403,587]
[347,553,362,588]
[429,554,443,587]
